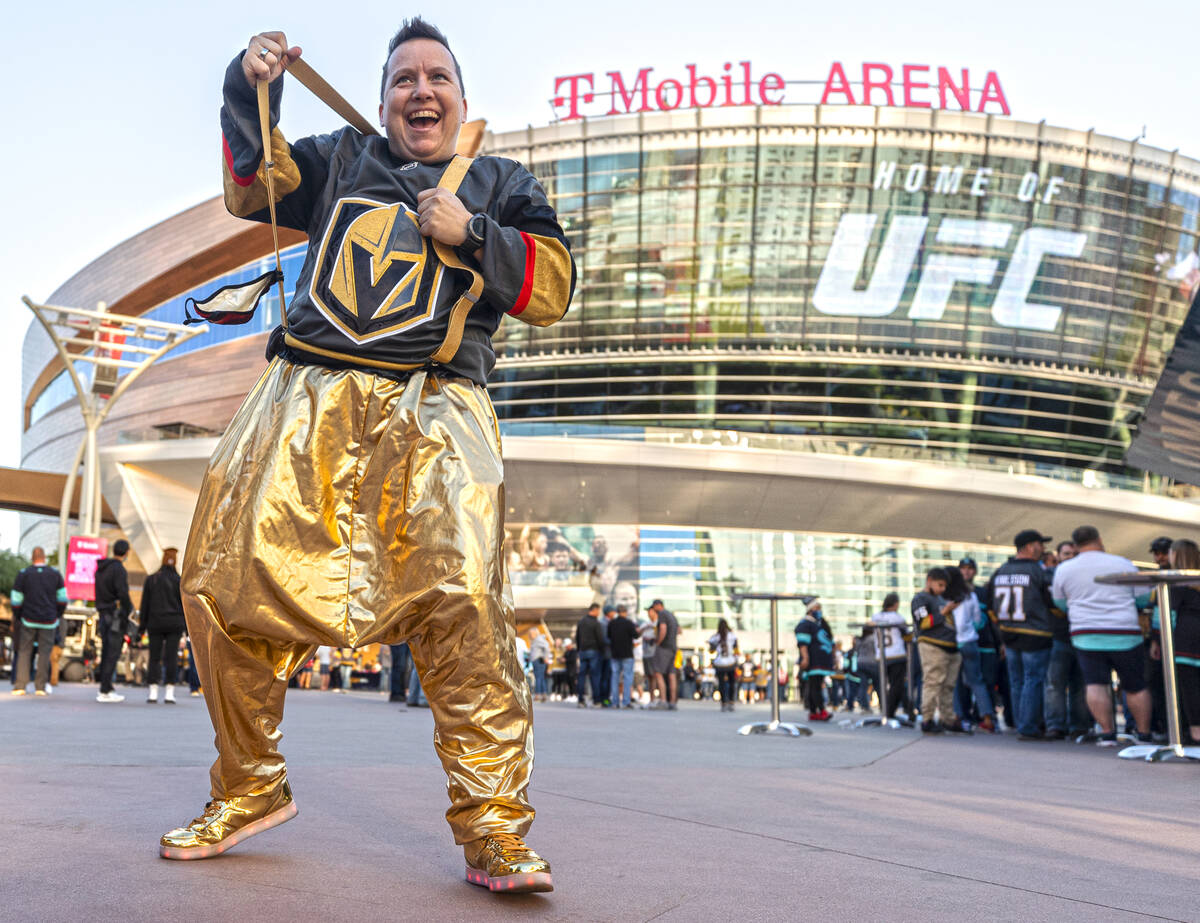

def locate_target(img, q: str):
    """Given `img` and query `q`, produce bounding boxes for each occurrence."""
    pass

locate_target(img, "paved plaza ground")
[2,682,1197,922]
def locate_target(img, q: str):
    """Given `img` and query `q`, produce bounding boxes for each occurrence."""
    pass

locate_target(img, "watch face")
[469,213,486,244]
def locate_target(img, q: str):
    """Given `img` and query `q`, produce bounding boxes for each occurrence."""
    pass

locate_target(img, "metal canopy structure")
[21,296,206,566]
[0,466,118,523]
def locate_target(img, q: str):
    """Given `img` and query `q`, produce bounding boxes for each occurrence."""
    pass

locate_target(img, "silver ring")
[258,46,271,60]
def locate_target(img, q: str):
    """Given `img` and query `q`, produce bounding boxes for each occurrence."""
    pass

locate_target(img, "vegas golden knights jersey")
[219,55,575,384]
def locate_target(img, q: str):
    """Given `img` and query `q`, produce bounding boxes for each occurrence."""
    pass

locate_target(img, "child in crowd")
[912,567,966,734]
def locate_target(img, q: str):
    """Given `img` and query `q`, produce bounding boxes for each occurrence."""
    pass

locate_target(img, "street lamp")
[22,297,206,567]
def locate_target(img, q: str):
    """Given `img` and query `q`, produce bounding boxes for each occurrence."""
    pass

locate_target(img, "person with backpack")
[95,540,134,704]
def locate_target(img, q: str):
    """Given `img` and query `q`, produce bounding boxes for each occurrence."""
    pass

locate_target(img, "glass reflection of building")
[488,109,1198,475]
[484,106,1199,638]
[506,523,1014,639]
[24,105,1200,641]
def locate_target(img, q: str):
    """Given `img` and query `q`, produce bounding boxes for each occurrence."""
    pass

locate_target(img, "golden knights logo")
[309,197,446,344]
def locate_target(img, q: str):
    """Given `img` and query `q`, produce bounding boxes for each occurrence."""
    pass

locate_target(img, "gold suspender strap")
[429,155,484,364]
[254,61,378,328]
[256,79,290,328]
[286,59,380,137]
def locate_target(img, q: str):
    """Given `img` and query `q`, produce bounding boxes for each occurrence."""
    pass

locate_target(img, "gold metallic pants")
[181,358,533,844]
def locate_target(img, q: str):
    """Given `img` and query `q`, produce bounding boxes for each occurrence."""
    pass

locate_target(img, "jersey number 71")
[993,585,1026,621]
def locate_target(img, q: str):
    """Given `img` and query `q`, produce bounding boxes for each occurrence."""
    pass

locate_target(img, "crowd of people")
[511,526,1200,750]
[801,527,1200,747]
[7,542,204,702]
[555,599,683,709]
[9,526,1200,749]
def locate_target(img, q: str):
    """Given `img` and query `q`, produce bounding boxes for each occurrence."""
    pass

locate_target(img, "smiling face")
[379,38,466,163]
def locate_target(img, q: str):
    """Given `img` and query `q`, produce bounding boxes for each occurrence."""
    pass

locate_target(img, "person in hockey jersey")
[795,599,835,721]
[912,567,966,734]
[982,530,1059,741]
[161,20,573,895]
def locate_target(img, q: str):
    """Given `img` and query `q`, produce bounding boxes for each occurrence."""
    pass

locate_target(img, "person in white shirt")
[528,628,552,702]
[867,593,910,720]
[707,619,740,712]
[1051,525,1153,746]
[317,645,333,691]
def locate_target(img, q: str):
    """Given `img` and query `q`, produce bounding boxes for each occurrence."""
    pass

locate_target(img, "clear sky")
[1,0,1196,549]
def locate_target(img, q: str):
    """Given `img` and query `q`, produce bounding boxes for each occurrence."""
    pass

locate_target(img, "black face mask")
[183,268,283,326]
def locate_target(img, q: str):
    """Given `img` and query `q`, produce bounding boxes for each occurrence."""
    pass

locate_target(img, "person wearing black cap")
[1150,537,1173,570]
[94,539,134,703]
[981,530,1058,739]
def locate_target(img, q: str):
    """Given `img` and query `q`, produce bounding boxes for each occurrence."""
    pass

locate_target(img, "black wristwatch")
[466,212,489,249]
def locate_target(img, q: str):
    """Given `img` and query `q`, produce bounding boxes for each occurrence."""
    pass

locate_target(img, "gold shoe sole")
[465,866,554,893]
[160,801,297,860]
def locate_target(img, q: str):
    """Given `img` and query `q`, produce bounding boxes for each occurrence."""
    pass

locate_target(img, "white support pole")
[21,296,207,557]
[56,435,88,568]
[80,423,98,537]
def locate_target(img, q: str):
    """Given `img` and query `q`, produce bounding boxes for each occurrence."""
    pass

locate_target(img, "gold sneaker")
[464,833,553,893]
[160,780,297,860]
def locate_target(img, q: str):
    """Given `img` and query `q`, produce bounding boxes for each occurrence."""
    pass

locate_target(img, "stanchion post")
[1152,580,1188,757]
[875,626,888,718]
[1094,569,1200,762]
[768,599,785,726]
[735,592,813,738]
[851,624,914,729]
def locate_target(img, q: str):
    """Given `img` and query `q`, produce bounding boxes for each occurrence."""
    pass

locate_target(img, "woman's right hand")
[242,32,302,88]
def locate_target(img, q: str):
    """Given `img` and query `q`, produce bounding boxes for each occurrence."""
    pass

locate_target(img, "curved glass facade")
[24,106,1199,638]
[488,106,1200,476]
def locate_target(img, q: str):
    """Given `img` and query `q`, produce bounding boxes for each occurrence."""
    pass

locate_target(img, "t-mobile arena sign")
[553,61,1010,121]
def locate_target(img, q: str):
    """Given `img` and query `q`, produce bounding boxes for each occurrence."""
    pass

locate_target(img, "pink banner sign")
[66,536,108,601]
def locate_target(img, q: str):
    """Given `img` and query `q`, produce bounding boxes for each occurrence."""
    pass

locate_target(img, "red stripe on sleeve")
[509,232,535,315]
[222,133,257,188]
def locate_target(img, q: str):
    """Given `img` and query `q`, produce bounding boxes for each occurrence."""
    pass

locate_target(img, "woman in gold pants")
[161,360,548,891]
